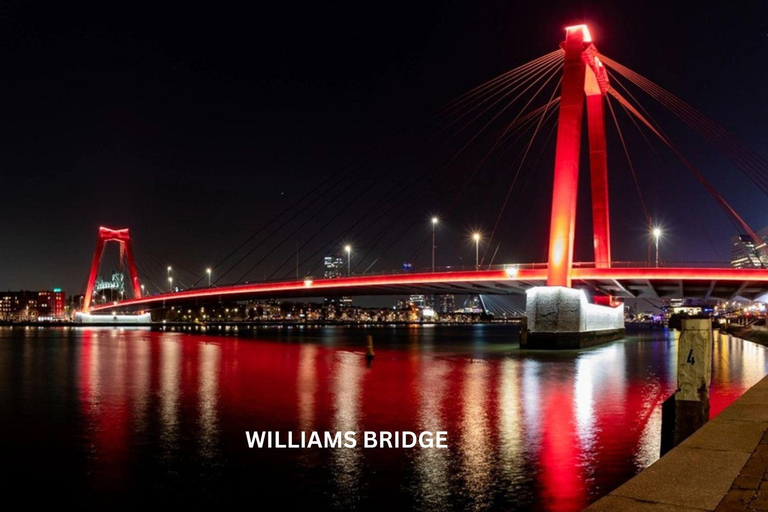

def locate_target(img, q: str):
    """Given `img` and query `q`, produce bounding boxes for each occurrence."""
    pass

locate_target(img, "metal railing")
[135,260,739,298]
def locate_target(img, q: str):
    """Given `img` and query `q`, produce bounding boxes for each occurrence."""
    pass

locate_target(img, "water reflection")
[330,351,365,508]
[1,325,767,510]
[414,356,451,510]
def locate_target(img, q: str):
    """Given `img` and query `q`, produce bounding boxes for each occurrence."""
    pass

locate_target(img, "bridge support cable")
[436,52,563,143]
[407,66,564,268]
[604,95,652,230]
[439,60,563,194]
[598,54,768,199]
[437,49,563,120]
[608,86,727,262]
[273,73,566,280]
[481,75,563,266]
[210,52,565,285]
[407,98,561,268]
[607,86,768,259]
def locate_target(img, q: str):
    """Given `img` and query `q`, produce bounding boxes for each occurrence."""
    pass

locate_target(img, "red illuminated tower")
[83,227,142,312]
[547,25,610,287]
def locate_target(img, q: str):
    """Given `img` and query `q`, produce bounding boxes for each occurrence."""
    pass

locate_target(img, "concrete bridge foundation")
[524,286,625,349]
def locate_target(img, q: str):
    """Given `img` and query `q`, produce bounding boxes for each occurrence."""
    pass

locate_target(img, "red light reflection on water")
[70,328,768,510]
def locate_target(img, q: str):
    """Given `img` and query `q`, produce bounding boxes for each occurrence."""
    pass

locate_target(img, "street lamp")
[431,217,439,272]
[168,276,173,293]
[652,227,662,268]
[167,266,172,283]
[206,267,212,286]
[472,233,481,271]
[344,245,352,276]
[140,284,145,297]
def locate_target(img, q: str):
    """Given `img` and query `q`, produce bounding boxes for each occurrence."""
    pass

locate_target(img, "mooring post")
[365,335,375,367]
[660,318,713,455]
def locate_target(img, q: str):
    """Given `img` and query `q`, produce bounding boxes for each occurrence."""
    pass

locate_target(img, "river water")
[0,325,764,510]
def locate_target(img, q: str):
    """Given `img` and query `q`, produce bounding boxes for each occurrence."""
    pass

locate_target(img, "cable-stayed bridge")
[79,25,768,346]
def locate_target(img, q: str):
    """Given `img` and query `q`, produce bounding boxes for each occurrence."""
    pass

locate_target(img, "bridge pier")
[524,286,624,349]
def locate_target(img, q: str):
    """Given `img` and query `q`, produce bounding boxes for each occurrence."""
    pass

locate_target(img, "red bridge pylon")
[547,24,611,288]
[83,227,142,312]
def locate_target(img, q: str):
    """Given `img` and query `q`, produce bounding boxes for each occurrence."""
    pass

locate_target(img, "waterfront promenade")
[587,372,768,511]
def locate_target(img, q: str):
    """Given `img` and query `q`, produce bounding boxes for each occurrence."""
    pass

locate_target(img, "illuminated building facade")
[731,234,768,269]
[0,289,66,321]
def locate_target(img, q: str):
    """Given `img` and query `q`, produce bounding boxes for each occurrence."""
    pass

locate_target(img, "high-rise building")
[731,234,768,269]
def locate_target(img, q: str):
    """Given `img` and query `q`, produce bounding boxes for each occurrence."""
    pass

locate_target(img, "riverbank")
[722,323,768,346]
[586,369,768,511]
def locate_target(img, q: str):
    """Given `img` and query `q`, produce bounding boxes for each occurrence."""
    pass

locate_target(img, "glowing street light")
[140,284,145,297]
[431,217,439,272]
[652,227,662,268]
[344,245,352,276]
[206,267,212,286]
[167,266,172,283]
[472,233,481,271]
[168,276,173,293]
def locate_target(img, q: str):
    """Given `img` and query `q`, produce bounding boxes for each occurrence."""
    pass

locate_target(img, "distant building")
[662,298,715,316]
[0,289,66,321]
[438,294,455,314]
[324,296,352,309]
[409,295,426,308]
[731,233,768,269]
[323,255,351,308]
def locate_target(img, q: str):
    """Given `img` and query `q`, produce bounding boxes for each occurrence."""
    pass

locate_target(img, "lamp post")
[344,245,352,276]
[206,267,212,286]
[431,217,439,272]
[473,233,481,271]
[167,266,172,283]
[140,284,145,297]
[653,227,662,268]
[168,276,173,293]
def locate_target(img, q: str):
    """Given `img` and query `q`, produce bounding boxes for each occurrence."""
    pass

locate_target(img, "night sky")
[1,0,767,296]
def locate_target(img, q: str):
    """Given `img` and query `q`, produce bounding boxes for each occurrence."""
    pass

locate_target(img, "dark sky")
[1,0,767,296]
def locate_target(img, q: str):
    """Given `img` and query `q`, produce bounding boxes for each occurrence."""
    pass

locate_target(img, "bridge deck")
[88,267,768,312]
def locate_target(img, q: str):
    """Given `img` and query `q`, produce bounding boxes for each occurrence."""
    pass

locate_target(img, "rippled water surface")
[0,325,764,510]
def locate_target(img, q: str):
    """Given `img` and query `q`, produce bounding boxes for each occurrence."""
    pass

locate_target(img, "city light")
[207,267,212,286]
[652,227,662,268]
[472,233,481,271]
[344,245,352,276]
[431,217,439,272]
[168,276,173,293]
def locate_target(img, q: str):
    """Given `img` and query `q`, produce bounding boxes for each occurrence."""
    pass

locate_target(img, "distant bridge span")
[89,265,768,313]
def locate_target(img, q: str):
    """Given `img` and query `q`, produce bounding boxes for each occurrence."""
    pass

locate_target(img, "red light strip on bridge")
[89,269,529,312]
[89,267,768,312]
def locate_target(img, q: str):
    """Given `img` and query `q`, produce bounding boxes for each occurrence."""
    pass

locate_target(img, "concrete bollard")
[660,318,713,455]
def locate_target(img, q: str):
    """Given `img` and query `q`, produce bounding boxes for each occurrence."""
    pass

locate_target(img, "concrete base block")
[524,286,625,350]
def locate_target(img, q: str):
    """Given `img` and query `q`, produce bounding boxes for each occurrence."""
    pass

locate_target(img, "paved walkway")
[586,373,768,511]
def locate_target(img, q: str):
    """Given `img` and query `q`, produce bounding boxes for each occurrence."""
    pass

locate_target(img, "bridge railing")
[137,260,737,298]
